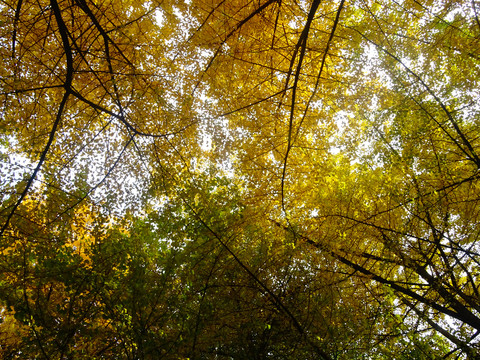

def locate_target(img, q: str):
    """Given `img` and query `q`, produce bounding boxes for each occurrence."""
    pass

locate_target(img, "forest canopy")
[1,0,480,358]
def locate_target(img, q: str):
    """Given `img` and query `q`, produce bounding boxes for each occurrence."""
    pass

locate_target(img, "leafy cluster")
[1,0,480,358]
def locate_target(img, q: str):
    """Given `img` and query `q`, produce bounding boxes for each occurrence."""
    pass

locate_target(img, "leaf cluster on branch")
[1,0,480,358]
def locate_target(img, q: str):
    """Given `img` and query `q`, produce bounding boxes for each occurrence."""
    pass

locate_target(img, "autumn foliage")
[1,0,480,358]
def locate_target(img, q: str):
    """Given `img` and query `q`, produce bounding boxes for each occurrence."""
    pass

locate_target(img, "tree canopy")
[1,0,480,358]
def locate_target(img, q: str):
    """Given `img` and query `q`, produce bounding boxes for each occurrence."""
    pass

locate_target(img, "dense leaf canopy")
[1,0,480,358]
